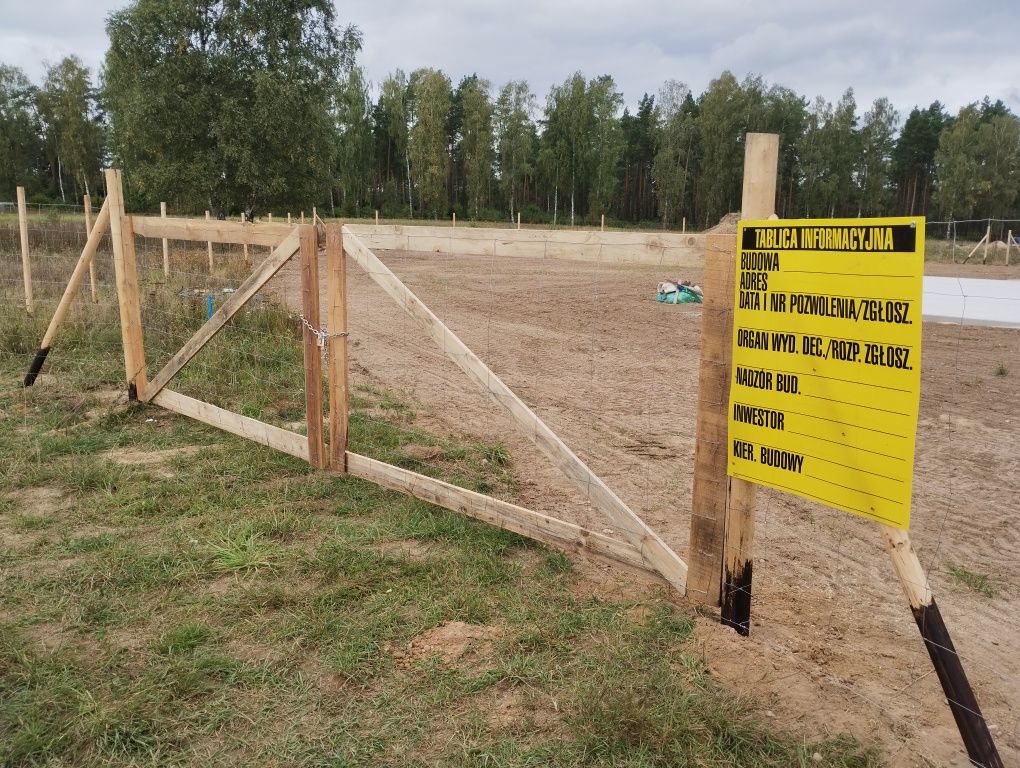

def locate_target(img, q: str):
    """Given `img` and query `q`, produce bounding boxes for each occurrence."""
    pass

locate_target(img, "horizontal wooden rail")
[130,215,293,247]
[346,452,655,575]
[153,389,309,461]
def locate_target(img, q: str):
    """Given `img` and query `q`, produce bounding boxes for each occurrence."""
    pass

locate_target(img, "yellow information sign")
[727,217,924,529]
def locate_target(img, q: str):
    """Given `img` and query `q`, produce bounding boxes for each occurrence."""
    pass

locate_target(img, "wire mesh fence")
[1,209,1017,765]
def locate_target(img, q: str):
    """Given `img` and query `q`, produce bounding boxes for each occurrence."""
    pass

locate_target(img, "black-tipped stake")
[882,526,1003,768]
[19,199,111,391]
[23,346,50,387]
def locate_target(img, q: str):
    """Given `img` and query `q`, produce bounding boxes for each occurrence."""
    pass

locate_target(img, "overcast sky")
[4,0,1019,122]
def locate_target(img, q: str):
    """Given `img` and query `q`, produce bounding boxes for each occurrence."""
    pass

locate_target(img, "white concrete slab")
[922,277,1020,328]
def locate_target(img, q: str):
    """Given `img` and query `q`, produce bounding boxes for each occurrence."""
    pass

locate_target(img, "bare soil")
[275,251,1019,767]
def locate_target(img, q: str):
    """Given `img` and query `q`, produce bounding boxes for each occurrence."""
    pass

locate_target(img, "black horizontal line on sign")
[740,325,915,349]
[733,402,909,438]
[730,471,900,525]
[780,271,915,278]
[751,439,903,482]
[804,472,904,505]
[766,289,917,302]
[734,364,911,393]
[800,393,910,416]
[785,430,905,460]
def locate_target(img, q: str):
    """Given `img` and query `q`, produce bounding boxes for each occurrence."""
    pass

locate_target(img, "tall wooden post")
[160,202,170,278]
[688,133,778,622]
[1006,230,1012,266]
[84,194,98,302]
[982,221,991,264]
[105,169,148,400]
[600,213,605,231]
[205,211,214,271]
[325,224,349,472]
[517,211,521,230]
[719,133,778,634]
[16,186,33,315]
[452,211,456,228]
[299,225,326,469]
[375,210,379,226]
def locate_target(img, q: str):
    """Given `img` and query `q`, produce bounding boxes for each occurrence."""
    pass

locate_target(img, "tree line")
[1,0,1018,228]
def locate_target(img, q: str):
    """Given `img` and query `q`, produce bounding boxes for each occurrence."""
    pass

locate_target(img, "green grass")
[0,285,879,766]
[947,565,999,598]
[996,362,1009,376]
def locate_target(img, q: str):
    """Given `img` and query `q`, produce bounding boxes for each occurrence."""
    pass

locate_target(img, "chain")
[298,314,348,359]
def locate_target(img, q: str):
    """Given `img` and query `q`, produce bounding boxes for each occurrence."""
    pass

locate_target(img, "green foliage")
[408,68,452,218]
[103,0,361,217]
[458,77,495,219]
[947,565,998,598]
[494,80,536,222]
[36,56,104,201]
[0,64,45,198]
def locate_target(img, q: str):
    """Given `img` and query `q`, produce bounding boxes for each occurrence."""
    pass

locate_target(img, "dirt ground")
[276,251,1019,767]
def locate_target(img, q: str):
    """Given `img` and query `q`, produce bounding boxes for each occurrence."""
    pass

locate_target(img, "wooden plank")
[142,230,300,401]
[131,214,293,247]
[16,186,33,315]
[154,388,309,461]
[325,224,349,472]
[106,169,148,400]
[300,226,326,469]
[84,194,98,302]
[345,452,655,576]
[160,202,169,277]
[24,200,112,386]
[687,232,740,605]
[720,132,777,634]
[881,526,1004,767]
[341,227,688,593]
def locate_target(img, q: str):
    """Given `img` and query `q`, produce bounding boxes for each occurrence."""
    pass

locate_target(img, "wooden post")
[205,211,214,271]
[288,212,292,225]
[882,527,1004,767]
[299,225,325,469]
[105,169,148,400]
[452,211,456,228]
[688,134,778,616]
[301,211,305,225]
[682,216,686,233]
[719,132,778,634]
[84,194,98,302]
[375,209,379,226]
[267,212,272,222]
[160,202,169,278]
[1006,230,1012,266]
[16,186,33,315]
[24,200,111,386]
[982,221,991,264]
[325,224,349,471]
[517,211,521,230]
[241,212,249,264]
[600,213,604,231]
